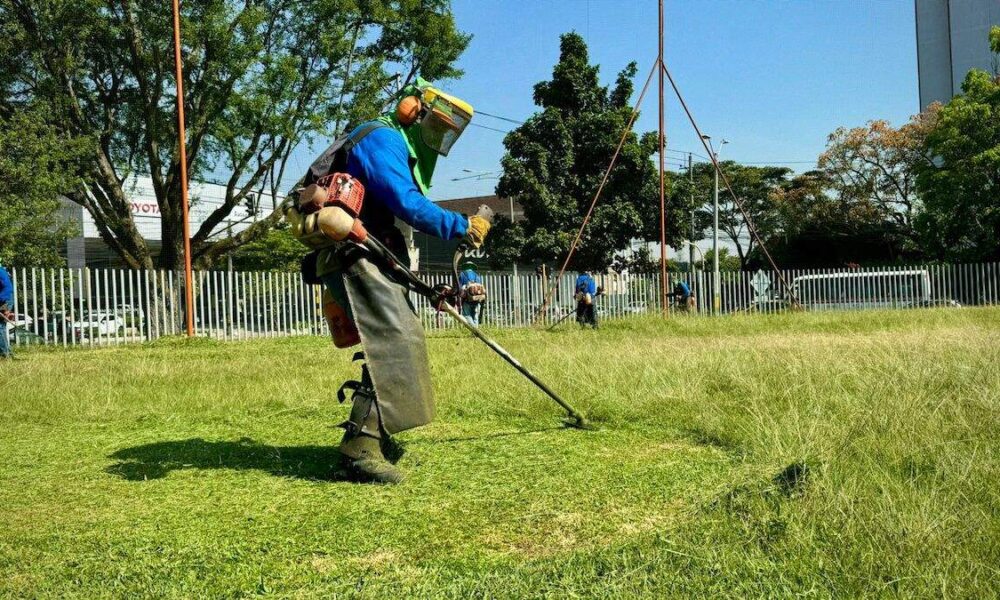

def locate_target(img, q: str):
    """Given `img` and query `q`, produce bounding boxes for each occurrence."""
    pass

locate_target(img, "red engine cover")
[316,173,365,217]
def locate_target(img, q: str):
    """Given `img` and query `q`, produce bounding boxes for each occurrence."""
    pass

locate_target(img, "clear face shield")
[418,91,472,156]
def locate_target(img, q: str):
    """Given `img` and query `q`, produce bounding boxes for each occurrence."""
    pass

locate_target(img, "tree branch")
[192,202,286,267]
[117,0,166,206]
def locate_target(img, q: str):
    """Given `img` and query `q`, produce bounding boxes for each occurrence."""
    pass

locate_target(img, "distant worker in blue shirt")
[0,263,14,359]
[672,278,696,313]
[291,78,493,484]
[575,271,598,329]
[458,262,487,326]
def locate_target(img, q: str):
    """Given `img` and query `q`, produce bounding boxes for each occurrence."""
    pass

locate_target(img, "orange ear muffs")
[396,96,422,125]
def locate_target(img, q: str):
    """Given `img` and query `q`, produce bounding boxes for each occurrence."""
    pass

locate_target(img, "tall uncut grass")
[1,308,998,598]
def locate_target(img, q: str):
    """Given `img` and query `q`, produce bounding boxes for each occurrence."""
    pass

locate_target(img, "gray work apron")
[335,252,434,435]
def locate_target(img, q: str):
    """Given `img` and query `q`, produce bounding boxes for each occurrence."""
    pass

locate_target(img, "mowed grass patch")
[1,308,998,597]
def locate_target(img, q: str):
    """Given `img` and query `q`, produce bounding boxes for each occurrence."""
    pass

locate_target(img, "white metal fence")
[3,268,325,347]
[4,263,998,347]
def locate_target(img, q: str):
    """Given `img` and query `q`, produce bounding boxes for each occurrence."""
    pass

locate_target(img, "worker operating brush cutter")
[285,78,587,485]
[0,263,14,359]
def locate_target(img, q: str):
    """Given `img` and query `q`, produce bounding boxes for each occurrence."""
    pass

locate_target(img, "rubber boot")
[338,414,403,485]
[336,361,403,484]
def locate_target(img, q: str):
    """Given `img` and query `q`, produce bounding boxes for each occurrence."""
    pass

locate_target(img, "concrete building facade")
[916,0,1000,108]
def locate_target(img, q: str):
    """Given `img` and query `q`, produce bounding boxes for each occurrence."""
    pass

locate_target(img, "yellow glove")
[463,204,494,249]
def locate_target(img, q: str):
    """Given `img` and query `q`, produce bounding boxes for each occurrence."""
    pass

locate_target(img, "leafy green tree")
[694,248,741,272]
[0,107,85,267]
[765,170,914,267]
[611,245,658,274]
[228,226,308,272]
[488,32,685,272]
[0,0,468,270]
[915,30,1000,262]
[818,113,936,253]
[992,26,1000,76]
[672,161,791,270]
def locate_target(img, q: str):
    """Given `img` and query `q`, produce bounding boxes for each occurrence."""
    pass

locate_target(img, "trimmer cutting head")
[563,415,597,431]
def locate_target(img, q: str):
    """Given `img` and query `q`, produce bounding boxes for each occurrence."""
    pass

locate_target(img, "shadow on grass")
[106,428,559,482]
[106,437,355,482]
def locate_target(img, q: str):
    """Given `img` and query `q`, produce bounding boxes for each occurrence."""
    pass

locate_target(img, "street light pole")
[702,136,727,314]
[712,151,719,314]
[509,195,521,324]
[688,153,694,272]
[509,196,517,278]
[683,240,705,264]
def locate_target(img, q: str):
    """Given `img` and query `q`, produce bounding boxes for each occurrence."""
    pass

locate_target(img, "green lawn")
[2,308,999,598]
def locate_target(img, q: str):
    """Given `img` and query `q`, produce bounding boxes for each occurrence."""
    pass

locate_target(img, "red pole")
[171,0,195,337]
[658,0,668,316]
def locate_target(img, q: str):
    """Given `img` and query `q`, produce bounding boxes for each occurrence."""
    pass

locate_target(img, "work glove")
[462,205,494,249]
[432,283,458,309]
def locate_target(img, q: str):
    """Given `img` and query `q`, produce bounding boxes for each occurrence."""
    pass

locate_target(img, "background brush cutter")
[303,190,592,430]
[546,288,604,331]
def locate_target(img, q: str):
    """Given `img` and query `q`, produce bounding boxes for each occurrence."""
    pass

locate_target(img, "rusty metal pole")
[171,0,195,337]
[661,62,798,305]
[658,0,668,316]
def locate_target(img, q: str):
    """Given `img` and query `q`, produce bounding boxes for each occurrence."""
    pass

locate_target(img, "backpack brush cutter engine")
[299,175,592,430]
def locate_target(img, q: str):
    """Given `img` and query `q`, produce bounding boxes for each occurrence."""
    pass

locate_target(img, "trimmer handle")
[451,243,470,291]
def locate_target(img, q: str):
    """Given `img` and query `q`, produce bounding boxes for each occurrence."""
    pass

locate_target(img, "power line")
[740,160,818,165]
[476,110,524,125]
[471,109,818,167]
[469,122,511,134]
[663,149,817,166]
[664,148,710,161]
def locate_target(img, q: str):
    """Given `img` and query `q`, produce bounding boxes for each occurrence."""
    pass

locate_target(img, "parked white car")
[72,311,127,338]
[11,314,33,330]
[4,314,32,338]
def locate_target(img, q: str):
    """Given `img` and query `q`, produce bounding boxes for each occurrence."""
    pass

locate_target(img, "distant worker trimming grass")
[0,263,13,359]
[672,278,696,313]
[575,271,598,329]
[286,78,492,484]
[458,262,486,326]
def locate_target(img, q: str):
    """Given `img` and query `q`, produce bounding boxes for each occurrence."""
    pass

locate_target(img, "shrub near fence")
[4,263,998,347]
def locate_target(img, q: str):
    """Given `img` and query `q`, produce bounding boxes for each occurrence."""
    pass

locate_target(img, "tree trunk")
[735,242,748,271]
[157,212,186,272]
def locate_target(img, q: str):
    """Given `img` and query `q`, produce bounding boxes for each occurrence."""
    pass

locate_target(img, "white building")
[916,0,1000,109]
[61,176,281,268]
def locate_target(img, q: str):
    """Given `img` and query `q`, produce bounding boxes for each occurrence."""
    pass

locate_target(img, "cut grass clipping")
[1,308,999,597]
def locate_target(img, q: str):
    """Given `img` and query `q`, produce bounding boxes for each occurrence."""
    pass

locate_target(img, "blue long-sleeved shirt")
[576,274,596,296]
[674,281,691,299]
[459,269,482,287]
[0,267,13,306]
[346,124,468,240]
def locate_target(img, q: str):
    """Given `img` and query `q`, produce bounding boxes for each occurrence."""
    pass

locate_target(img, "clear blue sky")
[290,0,920,201]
